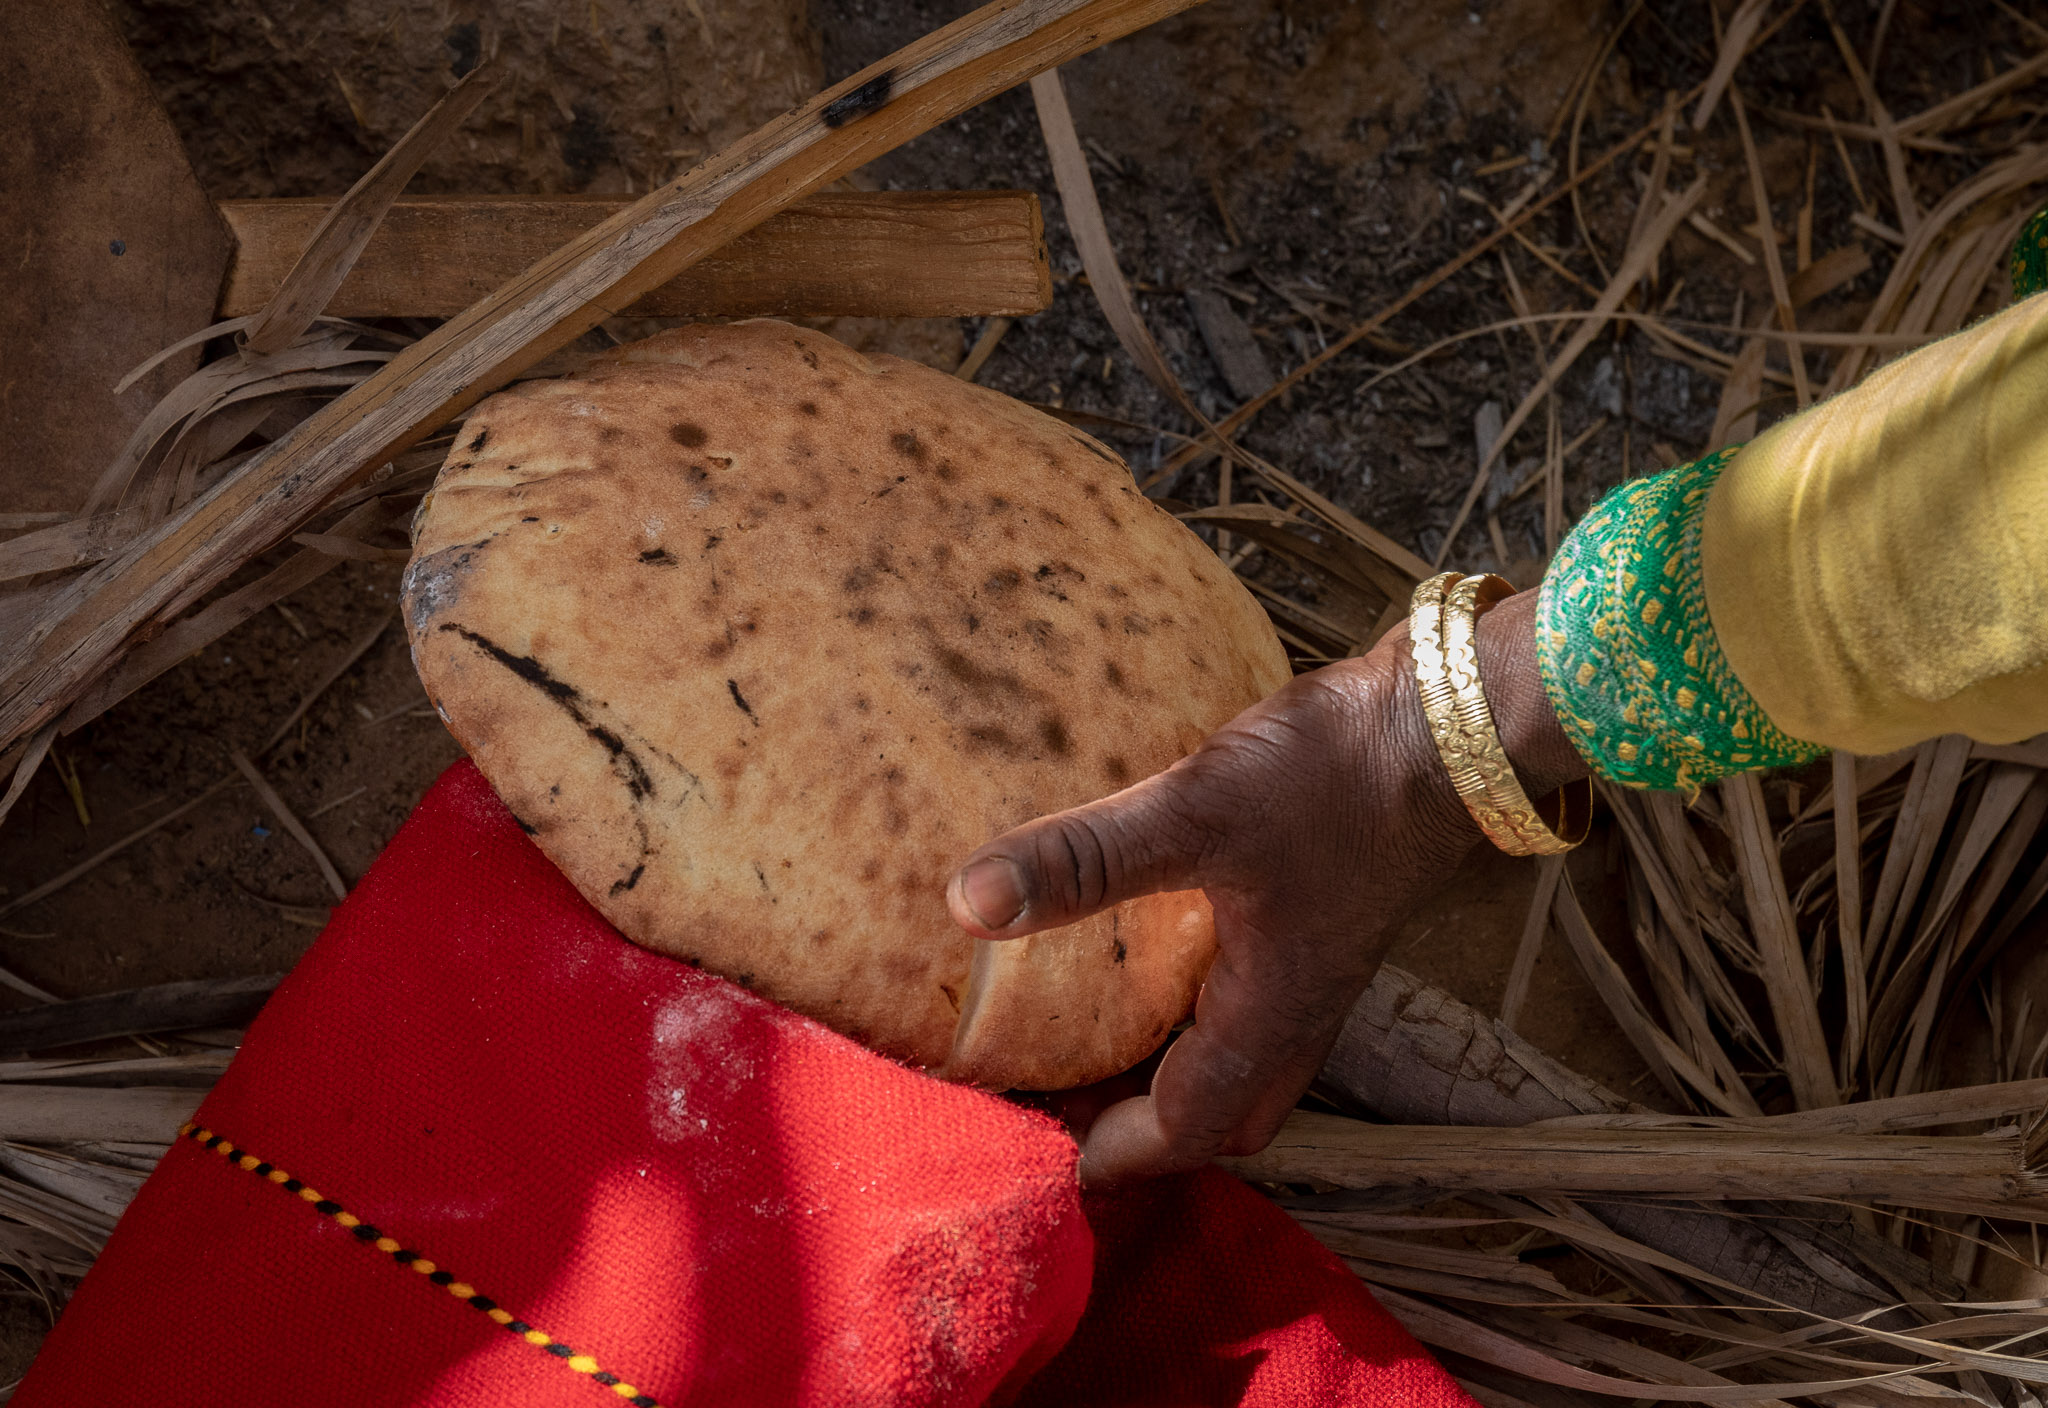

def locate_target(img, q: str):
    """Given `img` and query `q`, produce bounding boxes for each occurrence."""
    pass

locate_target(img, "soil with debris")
[3,0,2043,1370]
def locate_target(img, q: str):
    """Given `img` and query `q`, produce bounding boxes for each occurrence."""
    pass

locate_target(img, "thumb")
[946,765,1223,940]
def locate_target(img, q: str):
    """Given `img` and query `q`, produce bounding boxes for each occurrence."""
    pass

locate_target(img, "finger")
[1076,1024,1268,1184]
[1078,929,1348,1184]
[945,763,1224,939]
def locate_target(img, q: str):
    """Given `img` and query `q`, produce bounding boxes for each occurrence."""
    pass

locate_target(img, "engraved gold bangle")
[1410,572,1590,857]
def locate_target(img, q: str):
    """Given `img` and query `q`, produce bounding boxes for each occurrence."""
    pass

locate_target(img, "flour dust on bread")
[403,320,1289,1089]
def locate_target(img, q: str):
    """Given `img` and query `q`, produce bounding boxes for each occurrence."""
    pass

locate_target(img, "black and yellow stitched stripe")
[179,1123,660,1407]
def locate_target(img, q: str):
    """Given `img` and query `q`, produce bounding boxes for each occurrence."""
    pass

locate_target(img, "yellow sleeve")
[1701,294,2048,755]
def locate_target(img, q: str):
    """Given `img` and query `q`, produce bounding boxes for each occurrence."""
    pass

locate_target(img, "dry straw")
[3,1,2048,1402]
[1030,3,2048,1401]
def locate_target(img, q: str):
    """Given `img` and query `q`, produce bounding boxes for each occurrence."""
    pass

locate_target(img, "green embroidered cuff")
[1535,449,1825,793]
[2011,205,2048,299]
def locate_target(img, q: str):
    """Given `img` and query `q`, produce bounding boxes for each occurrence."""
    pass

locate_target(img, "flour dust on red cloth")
[16,761,1472,1408]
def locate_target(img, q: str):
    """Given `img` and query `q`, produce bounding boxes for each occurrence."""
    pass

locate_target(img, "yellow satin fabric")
[1701,294,2048,755]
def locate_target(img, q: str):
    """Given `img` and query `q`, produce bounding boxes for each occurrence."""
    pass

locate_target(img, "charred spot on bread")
[437,624,657,802]
[403,318,1288,1090]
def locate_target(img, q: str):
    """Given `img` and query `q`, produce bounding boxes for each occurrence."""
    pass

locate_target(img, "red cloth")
[18,761,1471,1408]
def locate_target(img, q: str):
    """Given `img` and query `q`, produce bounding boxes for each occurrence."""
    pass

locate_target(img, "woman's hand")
[945,588,1586,1185]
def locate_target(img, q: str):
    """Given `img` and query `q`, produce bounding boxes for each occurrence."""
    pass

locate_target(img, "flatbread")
[403,319,1290,1089]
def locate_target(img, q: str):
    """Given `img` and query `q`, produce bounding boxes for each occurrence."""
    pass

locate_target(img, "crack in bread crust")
[405,319,1289,1089]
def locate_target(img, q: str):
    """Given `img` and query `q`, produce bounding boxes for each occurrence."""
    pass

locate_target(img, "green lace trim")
[2011,205,2048,299]
[1533,205,2048,792]
[1535,450,1826,793]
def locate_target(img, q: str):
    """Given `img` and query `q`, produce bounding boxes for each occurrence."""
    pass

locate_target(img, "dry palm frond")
[0,0,1214,788]
[0,59,472,816]
[5,4,2047,1404]
[1006,7,2048,1402]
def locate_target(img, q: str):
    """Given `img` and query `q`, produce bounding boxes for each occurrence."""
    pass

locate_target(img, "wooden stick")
[220,191,1052,320]
[1537,1075,2048,1137]
[1222,1110,2045,1207]
[1322,963,1636,1127]
[1499,853,1563,1033]
[0,1086,204,1144]
[1155,96,1701,484]
[1834,750,1868,1091]
[1730,91,1811,408]
[228,749,347,903]
[1317,965,1919,1321]
[0,976,280,1054]
[1721,771,1839,1109]
[0,0,1203,753]
[1432,177,1706,568]
[242,65,496,354]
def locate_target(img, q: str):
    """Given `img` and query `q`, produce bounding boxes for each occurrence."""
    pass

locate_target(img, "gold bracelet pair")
[1410,572,1589,857]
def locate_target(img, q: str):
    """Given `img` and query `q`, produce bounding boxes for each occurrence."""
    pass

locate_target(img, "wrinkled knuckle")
[1030,814,1112,914]
[1153,760,1245,870]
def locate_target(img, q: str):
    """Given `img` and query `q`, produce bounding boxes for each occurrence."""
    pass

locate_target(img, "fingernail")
[955,857,1026,930]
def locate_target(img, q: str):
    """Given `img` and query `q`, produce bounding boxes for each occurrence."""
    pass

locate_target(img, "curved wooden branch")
[0,0,1202,752]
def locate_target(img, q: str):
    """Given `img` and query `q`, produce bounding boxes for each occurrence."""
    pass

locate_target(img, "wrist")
[1472,588,1589,801]
[1355,586,1589,852]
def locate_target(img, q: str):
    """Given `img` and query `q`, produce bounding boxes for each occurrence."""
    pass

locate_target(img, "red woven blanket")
[17,761,1472,1407]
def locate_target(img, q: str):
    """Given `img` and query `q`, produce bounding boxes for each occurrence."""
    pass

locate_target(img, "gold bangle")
[1410,572,1589,857]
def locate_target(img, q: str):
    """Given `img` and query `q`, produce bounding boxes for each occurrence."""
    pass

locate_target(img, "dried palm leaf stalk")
[1029,7,2048,1401]
[6,3,2048,1403]
[0,0,1216,786]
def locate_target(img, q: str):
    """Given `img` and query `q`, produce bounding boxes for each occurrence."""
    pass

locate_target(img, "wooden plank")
[0,1086,203,1144]
[1318,965,1909,1318]
[0,0,1201,752]
[1975,736,2048,769]
[1222,1110,2042,1209]
[218,191,1051,319]
[0,976,280,1054]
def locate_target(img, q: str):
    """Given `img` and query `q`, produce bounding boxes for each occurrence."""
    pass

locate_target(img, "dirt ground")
[22,0,2028,1089]
[4,1,2040,1367]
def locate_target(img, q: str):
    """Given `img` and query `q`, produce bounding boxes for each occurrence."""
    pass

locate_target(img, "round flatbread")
[403,319,1289,1089]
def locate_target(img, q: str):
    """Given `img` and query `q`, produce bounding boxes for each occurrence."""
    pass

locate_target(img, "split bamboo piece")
[218,191,1052,320]
[1222,1110,2046,1210]
[0,0,1206,754]
[1318,965,1947,1320]
[0,1087,202,1145]
[241,63,496,355]
[1537,1075,2048,1135]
